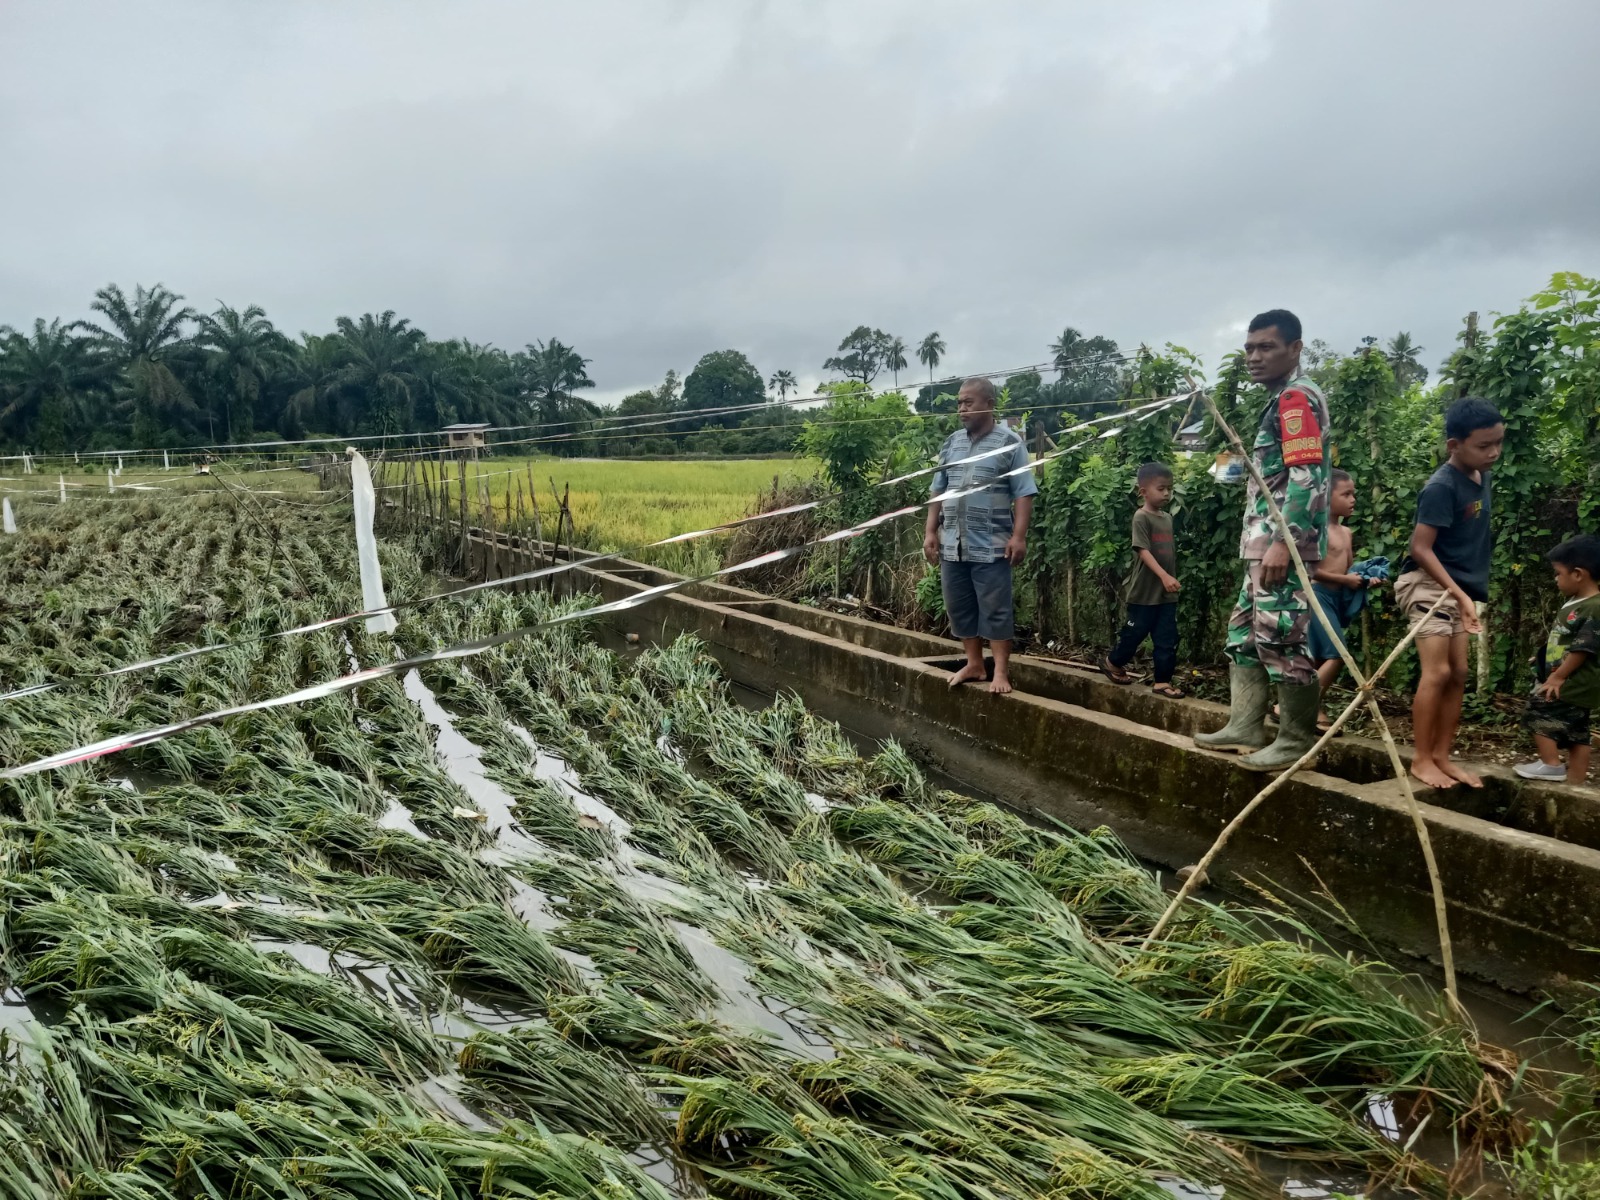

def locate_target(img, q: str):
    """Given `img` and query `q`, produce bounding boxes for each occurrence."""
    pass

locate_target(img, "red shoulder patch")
[1279,389,1324,466]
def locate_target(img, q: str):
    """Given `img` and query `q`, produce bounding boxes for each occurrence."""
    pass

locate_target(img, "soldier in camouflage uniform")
[1196,309,1332,772]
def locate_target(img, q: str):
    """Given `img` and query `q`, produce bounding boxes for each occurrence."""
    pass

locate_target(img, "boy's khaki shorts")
[1394,570,1469,639]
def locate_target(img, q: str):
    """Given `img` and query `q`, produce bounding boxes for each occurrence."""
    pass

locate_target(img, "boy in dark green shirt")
[1515,534,1600,786]
[1101,463,1183,698]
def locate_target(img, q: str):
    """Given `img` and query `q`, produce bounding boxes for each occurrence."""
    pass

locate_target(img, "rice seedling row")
[0,495,1529,1198]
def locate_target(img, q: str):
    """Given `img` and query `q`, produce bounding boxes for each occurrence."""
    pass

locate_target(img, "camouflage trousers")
[1224,562,1317,684]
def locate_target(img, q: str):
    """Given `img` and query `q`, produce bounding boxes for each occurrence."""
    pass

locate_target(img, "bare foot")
[1440,759,1484,789]
[948,662,987,688]
[987,674,1013,695]
[1410,759,1457,789]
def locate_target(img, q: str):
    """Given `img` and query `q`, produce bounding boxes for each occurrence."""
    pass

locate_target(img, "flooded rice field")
[0,497,1594,1198]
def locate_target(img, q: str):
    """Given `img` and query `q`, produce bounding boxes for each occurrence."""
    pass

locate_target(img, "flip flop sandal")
[1098,655,1133,685]
[1151,683,1186,699]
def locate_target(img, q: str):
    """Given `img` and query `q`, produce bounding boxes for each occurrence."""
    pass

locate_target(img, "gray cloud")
[2,0,1595,403]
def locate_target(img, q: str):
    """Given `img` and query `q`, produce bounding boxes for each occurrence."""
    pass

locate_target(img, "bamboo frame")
[1141,385,1460,1009]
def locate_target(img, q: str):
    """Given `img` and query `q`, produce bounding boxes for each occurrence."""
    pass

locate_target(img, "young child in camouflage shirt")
[1515,534,1600,786]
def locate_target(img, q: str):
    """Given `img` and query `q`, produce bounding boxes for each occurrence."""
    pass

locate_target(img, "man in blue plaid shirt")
[923,377,1037,694]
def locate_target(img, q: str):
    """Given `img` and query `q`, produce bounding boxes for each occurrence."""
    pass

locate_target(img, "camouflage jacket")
[1238,374,1331,563]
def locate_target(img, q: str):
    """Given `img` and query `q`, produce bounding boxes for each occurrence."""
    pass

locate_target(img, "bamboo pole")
[529,478,543,559]
[457,452,469,570]
[1142,384,1460,1009]
[560,482,571,561]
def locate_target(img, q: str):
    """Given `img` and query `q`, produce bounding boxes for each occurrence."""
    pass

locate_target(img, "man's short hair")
[1444,396,1504,441]
[1248,309,1303,344]
[1331,468,1353,487]
[1548,534,1600,580]
[959,376,998,405]
[1136,462,1173,486]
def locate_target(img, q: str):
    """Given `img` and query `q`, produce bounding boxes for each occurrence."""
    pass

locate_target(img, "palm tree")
[284,333,343,437]
[79,282,198,445]
[885,337,908,388]
[1385,332,1427,388]
[769,369,798,403]
[524,338,598,435]
[333,311,427,437]
[0,319,102,452]
[1050,327,1091,375]
[446,340,523,426]
[917,332,945,382]
[195,303,290,440]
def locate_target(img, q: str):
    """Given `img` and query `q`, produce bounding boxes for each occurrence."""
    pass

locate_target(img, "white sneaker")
[1513,760,1566,781]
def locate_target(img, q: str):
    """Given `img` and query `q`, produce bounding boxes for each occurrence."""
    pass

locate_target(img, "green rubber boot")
[1194,664,1272,754]
[1239,680,1322,772]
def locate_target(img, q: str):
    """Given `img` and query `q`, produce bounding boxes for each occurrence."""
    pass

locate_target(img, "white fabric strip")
[349,451,398,635]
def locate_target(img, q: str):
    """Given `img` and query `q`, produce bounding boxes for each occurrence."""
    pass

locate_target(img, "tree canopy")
[683,349,764,427]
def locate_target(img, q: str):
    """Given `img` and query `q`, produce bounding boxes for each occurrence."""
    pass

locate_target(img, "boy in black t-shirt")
[1101,463,1183,698]
[1394,397,1505,790]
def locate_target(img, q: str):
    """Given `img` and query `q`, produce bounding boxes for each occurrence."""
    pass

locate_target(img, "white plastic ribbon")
[348,451,397,635]
[107,470,115,493]
[163,450,170,471]
[58,475,66,503]
[2,498,14,534]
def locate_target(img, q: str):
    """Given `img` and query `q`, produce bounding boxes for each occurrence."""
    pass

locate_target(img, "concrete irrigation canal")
[463,527,1600,997]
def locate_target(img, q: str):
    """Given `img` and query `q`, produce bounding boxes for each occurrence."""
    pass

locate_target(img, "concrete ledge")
[467,533,1600,993]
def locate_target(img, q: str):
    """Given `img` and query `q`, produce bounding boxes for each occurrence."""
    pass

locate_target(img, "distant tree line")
[0,280,1450,460]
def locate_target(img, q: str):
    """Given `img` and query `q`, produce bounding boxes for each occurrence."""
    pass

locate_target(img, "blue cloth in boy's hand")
[1351,555,1390,583]
[1346,555,1390,617]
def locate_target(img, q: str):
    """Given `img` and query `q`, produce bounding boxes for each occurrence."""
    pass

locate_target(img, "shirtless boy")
[1308,470,1384,729]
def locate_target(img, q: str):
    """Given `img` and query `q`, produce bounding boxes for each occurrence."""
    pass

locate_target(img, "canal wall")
[460,529,1600,995]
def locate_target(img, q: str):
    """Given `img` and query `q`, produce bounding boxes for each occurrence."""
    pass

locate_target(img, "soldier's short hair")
[1248,309,1302,344]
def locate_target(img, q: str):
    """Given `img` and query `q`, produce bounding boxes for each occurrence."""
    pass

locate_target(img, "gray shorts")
[941,559,1014,642]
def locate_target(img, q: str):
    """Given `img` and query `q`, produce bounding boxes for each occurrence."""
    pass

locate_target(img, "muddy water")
[402,669,543,862]
[667,920,833,1059]
[401,670,837,1057]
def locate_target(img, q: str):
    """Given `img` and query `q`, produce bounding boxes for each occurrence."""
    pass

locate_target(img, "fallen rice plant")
[0,492,1555,1198]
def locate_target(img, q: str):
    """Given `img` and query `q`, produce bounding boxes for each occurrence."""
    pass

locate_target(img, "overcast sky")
[2,0,1596,404]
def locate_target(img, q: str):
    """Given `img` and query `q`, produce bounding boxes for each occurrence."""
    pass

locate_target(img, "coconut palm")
[79,282,199,445]
[885,337,909,389]
[1050,327,1093,375]
[769,369,798,404]
[196,303,291,440]
[333,311,427,437]
[1385,332,1428,388]
[0,319,103,451]
[917,332,945,382]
